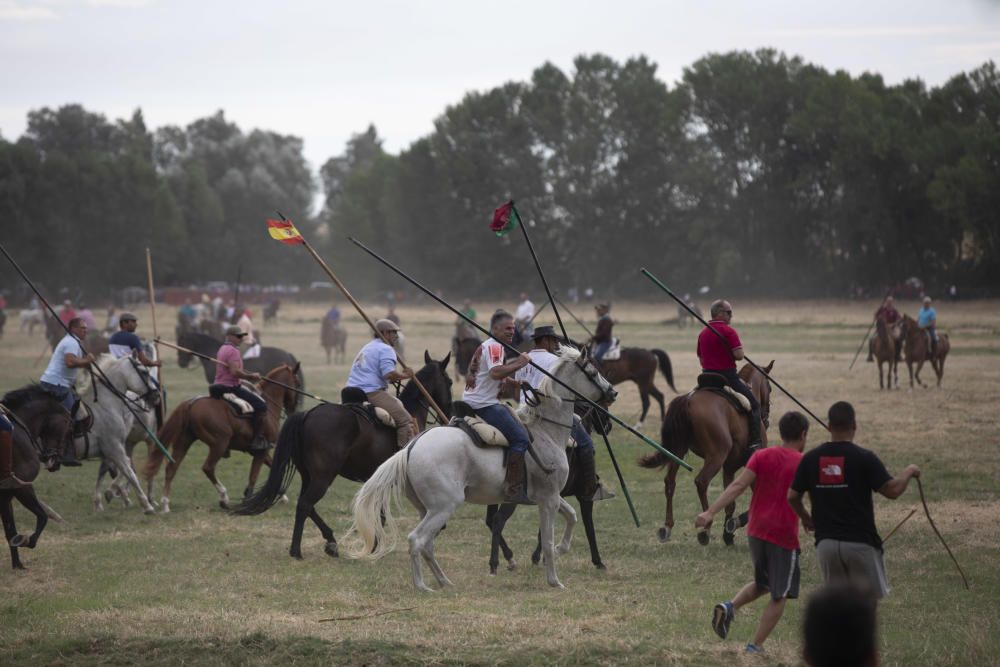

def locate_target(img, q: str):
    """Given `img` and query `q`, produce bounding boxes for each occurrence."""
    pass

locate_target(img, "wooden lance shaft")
[289,235,449,425]
[848,287,895,371]
[145,248,167,413]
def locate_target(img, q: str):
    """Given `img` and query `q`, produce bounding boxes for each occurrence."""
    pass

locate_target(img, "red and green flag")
[267,218,305,245]
[490,201,520,237]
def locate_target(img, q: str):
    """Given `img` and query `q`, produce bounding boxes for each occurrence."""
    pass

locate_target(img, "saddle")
[340,387,396,429]
[449,400,579,449]
[693,373,751,414]
[591,338,621,361]
[205,383,261,418]
[72,401,94,437]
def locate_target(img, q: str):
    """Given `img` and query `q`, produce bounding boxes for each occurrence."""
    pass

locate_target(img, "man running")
[344,319,415,448]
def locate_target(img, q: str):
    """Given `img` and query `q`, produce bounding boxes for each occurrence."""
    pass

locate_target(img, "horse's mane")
[1,384,49,410]
[535,345,582,400]
[75,353,117,394]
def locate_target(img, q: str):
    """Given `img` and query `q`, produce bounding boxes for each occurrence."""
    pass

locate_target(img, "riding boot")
[0,430,29,490]
[503,451,530,504]
[747,409,763,452]
[249,413,269,451]
[61,430,82,467]
[578,447,616,502]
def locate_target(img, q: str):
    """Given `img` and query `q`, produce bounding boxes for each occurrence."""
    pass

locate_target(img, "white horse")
[73,355,161,515]
[19,308,44,334]
[343,345,617,591]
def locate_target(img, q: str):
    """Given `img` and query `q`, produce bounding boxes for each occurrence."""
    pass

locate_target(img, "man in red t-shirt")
[695,411,810,655]
[697,299,762,449]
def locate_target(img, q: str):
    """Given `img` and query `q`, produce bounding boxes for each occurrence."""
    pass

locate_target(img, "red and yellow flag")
[267,218,305,245]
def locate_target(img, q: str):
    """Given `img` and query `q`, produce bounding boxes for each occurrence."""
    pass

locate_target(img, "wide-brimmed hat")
[225,325,248,338]
[119,312,137,323]
[531,325,559,340]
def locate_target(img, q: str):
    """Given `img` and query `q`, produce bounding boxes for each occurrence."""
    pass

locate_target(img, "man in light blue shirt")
[345,319,414,447]
[40,317,95,466]
[917,296,938,355]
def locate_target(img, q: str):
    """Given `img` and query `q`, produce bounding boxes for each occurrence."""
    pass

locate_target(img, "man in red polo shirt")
[697,299,762,450]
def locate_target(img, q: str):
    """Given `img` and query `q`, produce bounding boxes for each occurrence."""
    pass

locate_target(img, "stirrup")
[589,483,616,502]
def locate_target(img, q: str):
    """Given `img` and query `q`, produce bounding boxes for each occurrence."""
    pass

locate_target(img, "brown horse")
[320,319,347,364]
[230,352,453,559]
[452,326,481,382]
[1,387,72,569]
[597,348,676,429]
[144,364,300,512]
[873,318,899,390]
[900,314,950,388]
[638,361,772,546]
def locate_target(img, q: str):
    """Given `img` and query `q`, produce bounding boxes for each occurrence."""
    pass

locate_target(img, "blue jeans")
[703,369,759,413]
[210,384,267,415]
[0,414,11,432]
[594,341,611,361]
[40,381,75,413]
[571,417,594,451]
[473,404,530,454]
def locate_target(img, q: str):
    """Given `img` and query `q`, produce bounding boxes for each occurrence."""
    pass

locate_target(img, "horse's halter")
[127,357,161,405]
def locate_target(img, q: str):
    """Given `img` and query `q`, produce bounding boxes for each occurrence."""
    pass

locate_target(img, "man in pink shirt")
[210,326,267,448]
[697,299,762,450]
[695,411,810,655]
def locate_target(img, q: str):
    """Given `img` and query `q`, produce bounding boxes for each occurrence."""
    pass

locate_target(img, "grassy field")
[1,297,998,666]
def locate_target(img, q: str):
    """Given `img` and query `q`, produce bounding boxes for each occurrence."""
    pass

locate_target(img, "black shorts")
[748,536,800,601]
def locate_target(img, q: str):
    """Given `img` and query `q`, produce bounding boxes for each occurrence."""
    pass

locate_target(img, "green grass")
[2,300,998,666]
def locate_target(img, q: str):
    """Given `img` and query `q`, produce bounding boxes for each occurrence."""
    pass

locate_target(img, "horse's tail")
[145,401,188,481]
[652,349,677,392]
[230,411,306,516]
[342,448,410,561]
[638,394,691,469]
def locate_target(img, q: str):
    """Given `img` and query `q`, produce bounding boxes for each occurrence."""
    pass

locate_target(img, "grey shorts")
[748,536,801,600]
[816,539,890,599]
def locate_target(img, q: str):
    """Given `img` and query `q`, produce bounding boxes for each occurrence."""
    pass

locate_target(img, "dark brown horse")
[230,352,453,559]
[638,361,772,546]
[143,364,301,512]
[597,347,676,429]
[1,387,73,569]
[320,318,347,364]
[900,314,950,388]
[452,326,481,382]
[873,318,899,390]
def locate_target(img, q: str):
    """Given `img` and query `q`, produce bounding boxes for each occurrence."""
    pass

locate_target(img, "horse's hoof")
[657,526,672,543]
[548,580,565,589]
[243,487,253,499]
[489,566,498,575]
[219,500,230,510]
[143,507,156,516]
[507,559,517,571]
[632,421,644,431]
[324,541,339,558]
[280,494,290,504]
[104,489,115,504]
[722,530,735,547]
[290,552,303,560]
[13,562,25,570]
[9,534,27,548]
[556,544,571,556]
[531,555,540,566]
[595,562,607,571]
[416,584,436,593]
[697,530,710,546]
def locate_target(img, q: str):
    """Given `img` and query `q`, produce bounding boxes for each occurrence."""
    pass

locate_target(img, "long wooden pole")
[145,248,167,413]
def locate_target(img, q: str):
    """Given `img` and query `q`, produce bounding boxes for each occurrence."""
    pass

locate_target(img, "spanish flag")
[267,218,305,245]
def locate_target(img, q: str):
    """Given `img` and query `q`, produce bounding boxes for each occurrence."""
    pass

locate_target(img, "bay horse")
[230,352,452,559]
[1,387,72,569]
[900,314,950,388]
[320,318,347,364]
[597,347,676,430]
[144,363,300,512]
[873,318,899,390]
[341,346,616,591]
[638,361,772,546]
[177,331,306,409]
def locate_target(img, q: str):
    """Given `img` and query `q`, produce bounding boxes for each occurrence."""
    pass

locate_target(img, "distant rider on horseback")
[344,319,415,448]
[867,295,901,363]
[39,316,95,466]
[209,326,269,450]
[918,296,938,357]
[592,303,614,361]
[463,309,532,503]
[108,312,162,367]
[698,300,762,451]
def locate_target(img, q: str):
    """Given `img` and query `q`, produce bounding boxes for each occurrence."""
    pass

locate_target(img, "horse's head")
[546,344,617,405]
[3,388,74,470]
[176,332,195,368]
[125,357,161,406]
[265,363,300,415]
[421,350,454,418]
[739,360,773,429]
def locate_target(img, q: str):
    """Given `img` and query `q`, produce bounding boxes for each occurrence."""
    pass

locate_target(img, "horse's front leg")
[578,499,604,569]
[201,447,231,509]
[16,488,49,550]
[245,453,266,499]
[537,497,564,588]
[555,497,577,556]
[694,457,724,546]
[658,462,680,542]
[1,496,24,569]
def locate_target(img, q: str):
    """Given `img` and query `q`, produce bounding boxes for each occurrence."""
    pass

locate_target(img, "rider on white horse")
[463,310,532,503]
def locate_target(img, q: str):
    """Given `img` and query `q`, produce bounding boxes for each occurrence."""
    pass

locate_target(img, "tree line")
[1,50,997,301]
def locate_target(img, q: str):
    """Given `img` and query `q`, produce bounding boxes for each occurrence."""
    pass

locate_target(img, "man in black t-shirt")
[788,401,920,599]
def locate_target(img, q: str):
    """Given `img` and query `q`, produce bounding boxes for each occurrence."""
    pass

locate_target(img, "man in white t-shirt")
[462,309,532,502]
[515,293,535,336]
[516,325,615,501]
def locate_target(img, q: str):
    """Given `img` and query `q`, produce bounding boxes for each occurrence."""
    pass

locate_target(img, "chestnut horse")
[144,364,300,512]
[638,361,772,546]
[230,352,452,559]
[873,318,899,390]
[597,347,676,430]
[900,314,949,388]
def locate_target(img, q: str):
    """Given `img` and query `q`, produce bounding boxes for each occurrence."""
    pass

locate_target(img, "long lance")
[640,268,829,432]
[849,288,895,371]
[275,214,448,425]
[155,339,329,404]
[552,294,595,339]
[145,248,167,417]
[502,203,640,526]
[0,241,174,463]
[348,236,691,470]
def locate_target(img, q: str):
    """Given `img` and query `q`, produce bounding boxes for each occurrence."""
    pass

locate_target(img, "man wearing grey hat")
[108,312,161,367]
[344,319,415,447]
[210,326,268,449]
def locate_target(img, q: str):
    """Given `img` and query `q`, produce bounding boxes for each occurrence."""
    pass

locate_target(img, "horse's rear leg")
[578,499,605,569]
[936,355,946,386]
[658,462,679,543]
[160,436,194,513]
[1,497,24,569]
[694,459,724,546]
[486,504,517,574]
[244,453,266,499]
[408,502,459,592]
[648,384,666,422]
[635,387,651,430]
[291,470,337,559]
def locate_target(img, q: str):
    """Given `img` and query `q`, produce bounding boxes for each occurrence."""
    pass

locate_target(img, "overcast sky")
[2,0,998,172]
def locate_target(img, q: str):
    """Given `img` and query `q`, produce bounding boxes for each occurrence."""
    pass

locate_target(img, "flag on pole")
[490,201,520,237]
[267,218,305,245]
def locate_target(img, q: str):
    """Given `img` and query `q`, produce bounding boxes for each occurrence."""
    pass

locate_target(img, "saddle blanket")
[243,343,262,359]
[601,338,621,361]
[692,373,751,413]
